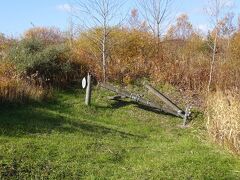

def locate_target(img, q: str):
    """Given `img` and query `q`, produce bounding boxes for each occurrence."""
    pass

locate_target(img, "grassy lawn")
[0,87,239,179]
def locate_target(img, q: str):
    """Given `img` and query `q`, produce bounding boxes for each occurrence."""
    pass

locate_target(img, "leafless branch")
[71,0,127,82]
[137,0,173,38]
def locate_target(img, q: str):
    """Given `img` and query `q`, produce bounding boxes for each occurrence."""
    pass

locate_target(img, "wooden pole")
[145,84,184,117]
[85,73,92,106]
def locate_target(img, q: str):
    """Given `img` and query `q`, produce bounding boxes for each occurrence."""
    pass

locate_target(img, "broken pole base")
[182,105,191,127]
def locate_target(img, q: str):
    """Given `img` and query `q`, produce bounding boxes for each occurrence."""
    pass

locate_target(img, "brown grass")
[0,63,48,103]
[206,91,240,155]
[0,80,47,103]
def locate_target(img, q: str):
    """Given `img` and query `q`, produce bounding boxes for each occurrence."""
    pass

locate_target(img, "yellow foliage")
[230,32,240,59]
[73,27,156,83]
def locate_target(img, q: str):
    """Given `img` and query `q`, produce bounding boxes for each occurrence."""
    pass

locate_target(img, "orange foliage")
[72,25,240,91]
[230,32,240,59]
[1,11,240,103]
[73,28,157,84]
[166,14,194,40]
[24,27,65,44]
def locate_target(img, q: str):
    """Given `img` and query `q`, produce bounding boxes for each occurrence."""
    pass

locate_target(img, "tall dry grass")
[0,79,47,103]
[206,91,240,155]
[0,63,47,103]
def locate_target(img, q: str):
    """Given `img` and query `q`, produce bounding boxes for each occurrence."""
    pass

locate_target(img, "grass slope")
[0,88,239,179]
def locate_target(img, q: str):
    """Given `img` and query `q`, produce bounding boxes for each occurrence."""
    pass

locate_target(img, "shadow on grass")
[109,100,178,118]
[0,102,144,139]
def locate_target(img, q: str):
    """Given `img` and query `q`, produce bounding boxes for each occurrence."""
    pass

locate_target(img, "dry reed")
[0,63,47,103]
[206,91,240,155]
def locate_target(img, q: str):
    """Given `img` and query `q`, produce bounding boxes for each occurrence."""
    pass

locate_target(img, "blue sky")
[0,0,239,37]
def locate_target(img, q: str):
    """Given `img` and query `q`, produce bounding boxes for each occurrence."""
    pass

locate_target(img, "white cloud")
[57,3,72,12]
[197,24,209,33]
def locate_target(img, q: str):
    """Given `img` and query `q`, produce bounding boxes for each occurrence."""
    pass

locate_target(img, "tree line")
[0,0,240,101]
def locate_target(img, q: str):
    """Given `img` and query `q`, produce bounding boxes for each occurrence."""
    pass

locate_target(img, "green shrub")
[8,38,64,72]
[7,38,85,88]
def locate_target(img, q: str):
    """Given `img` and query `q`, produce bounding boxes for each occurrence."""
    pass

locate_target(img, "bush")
[0,33,15,59]
[206,91,240,155]
[151,37,210,91]
[23,27,65,45]
[7,38,85,88]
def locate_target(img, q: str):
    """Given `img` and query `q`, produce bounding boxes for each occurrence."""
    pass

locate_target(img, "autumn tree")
[73,0,125,83]
[230,30,240,60]
[217,13,235,56]
[165,13,194,40]
[238,15,240,31]
[205,0,230,92]
[0,33,7,58]
[137,0,173,54]
[128,9,148,31]
[0,33,15,59]
[24,27,64,45]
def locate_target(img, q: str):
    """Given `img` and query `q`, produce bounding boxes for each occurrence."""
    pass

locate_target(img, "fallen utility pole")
[99,83,191,126]
[145,84,185,118]
[145,84,191,126]
[100,83,183,118]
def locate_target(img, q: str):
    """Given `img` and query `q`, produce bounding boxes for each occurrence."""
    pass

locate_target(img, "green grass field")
[0,88,239,179]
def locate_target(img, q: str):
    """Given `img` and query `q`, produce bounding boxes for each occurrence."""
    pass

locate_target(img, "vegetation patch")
[0,89,239,179]
[207,91,240,155]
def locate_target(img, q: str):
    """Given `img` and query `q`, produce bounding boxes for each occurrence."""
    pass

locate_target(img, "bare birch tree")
[72,0,125,82]
[137,0,173,53]
[238,16,240,31]
[205,0,230,92]
[218,13,235,54]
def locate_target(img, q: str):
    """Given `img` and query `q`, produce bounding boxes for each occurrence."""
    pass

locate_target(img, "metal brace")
[183,105,192,126]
